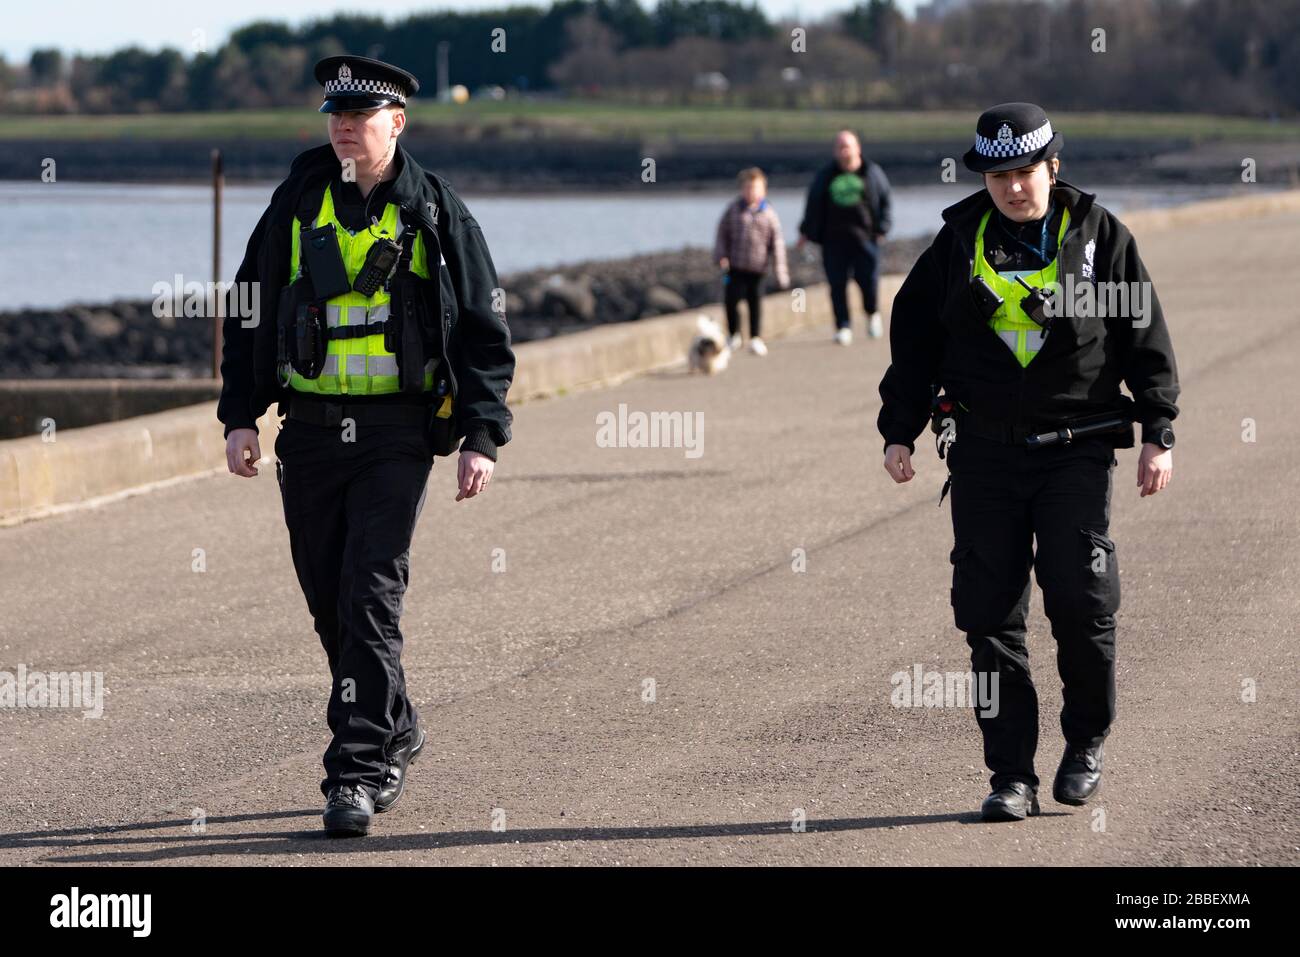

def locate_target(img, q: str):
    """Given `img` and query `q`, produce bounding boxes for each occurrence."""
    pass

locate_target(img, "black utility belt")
[284,396,429,428]
[956,409,1132,449]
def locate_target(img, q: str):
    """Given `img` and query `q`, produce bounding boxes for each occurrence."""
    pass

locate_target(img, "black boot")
[323,784,375,837]
[375,727,426,814]
[981,781,1041,822]
[1053,742,1104,805]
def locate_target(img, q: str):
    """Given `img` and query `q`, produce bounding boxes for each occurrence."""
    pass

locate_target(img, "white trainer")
[868,312,884,338]
[728,333,743,352]
[834,327,853,346]
[748,336,768,356]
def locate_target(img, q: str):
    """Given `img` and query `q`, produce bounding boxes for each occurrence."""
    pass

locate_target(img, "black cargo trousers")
[273,402,433,800]
[946,430,1120,793]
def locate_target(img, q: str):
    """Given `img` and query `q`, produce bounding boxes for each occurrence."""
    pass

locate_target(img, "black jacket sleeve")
[1106,223,1180,443]
[798,166,829,244]
[877,229,950,455]
[441,189,515,461]
[217,187,281,439]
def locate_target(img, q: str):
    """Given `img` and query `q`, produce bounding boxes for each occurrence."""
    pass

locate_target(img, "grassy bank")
[3,102,1300,143]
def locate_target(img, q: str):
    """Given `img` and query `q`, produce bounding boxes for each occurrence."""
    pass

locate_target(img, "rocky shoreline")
[2,238,930,379]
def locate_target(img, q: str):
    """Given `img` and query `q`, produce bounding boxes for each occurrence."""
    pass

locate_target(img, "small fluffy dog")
[688,315,731,375]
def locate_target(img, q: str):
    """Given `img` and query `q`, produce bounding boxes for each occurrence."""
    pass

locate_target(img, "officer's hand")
[226,429,261,478]
[883,444,915,483]
[1137,443,1172,497]
[718,257,729,271]
[456,450,494,501]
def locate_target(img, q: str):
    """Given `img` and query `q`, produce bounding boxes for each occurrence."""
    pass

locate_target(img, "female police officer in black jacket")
[878,103,1179,822]
[219,56,514,837]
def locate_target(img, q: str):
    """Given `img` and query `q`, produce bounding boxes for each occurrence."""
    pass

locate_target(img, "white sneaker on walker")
[868,312,884,338]
[833,327,853,346]
[728,333,743,352]
[748,336,767,356]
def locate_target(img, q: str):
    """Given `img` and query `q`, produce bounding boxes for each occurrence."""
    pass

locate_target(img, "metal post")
[212,148,223,380]
[437,41,449,101]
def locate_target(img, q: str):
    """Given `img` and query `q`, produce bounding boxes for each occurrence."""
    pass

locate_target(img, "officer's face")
[328,106,404,167]
[984,159,1058,222]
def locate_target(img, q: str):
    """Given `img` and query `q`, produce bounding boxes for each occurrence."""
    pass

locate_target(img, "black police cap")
[314,55,420,114]
[963,102,1065,173]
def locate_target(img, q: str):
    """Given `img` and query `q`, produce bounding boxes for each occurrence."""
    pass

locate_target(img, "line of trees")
[3,0,1299,116]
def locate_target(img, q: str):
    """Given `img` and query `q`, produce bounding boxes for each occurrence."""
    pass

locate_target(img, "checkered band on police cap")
[323,76,407,100]
[973,120,1054,159]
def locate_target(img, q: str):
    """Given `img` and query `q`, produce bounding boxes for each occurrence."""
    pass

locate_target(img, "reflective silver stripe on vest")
[997,328,1046,355]
[325,302,390,329]
[424,357,435,375]
[315,353,403,379]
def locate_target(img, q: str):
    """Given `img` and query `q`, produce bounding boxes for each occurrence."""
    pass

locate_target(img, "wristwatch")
[1155,427,1175,450]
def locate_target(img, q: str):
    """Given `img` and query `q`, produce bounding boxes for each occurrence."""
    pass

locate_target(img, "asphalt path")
[1,208,1297,865]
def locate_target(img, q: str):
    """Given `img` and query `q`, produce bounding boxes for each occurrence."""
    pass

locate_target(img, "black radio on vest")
[353,238,402,297]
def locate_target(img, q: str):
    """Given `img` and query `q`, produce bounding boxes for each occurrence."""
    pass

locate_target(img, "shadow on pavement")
[1,808,1065,863]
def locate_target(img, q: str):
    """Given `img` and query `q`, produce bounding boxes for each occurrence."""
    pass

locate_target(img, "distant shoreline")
[5,134,1299,191]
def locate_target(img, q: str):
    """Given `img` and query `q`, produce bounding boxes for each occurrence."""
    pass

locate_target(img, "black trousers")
[724,268,764,338]
[274,413,432,800]
[822,235,880,328]
[946,431,1120,792]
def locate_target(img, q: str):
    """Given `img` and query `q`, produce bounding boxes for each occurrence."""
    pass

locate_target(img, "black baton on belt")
[1024,415,1131,449]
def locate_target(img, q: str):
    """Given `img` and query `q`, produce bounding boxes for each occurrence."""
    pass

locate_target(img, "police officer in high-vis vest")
[878,104,1179,822]
[218,56,514,837]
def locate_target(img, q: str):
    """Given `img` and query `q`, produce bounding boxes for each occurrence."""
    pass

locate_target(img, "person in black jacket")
[878,103,1179,822]
[798,129,893,344]
[218,56,514,837]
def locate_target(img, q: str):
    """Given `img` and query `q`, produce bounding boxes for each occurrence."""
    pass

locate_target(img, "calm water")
[0,180,1244,310]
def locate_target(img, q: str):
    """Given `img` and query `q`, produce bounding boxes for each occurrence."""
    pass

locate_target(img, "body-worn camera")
[299,225,351,300]
[969,275,1004,321]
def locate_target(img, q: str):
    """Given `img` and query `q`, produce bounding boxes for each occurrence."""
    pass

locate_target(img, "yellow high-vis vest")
[285,184,437,396]
[972,206,1071,368]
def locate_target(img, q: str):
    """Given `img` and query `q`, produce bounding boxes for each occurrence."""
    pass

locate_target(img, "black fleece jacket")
[799,158,894,244]
[877,180,1180,455]
[217,141,514,460]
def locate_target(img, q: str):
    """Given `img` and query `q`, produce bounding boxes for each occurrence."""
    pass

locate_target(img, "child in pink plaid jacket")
[713,167,790,356]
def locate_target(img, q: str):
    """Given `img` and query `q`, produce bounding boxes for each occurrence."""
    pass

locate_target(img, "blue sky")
[4,0,923,64]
